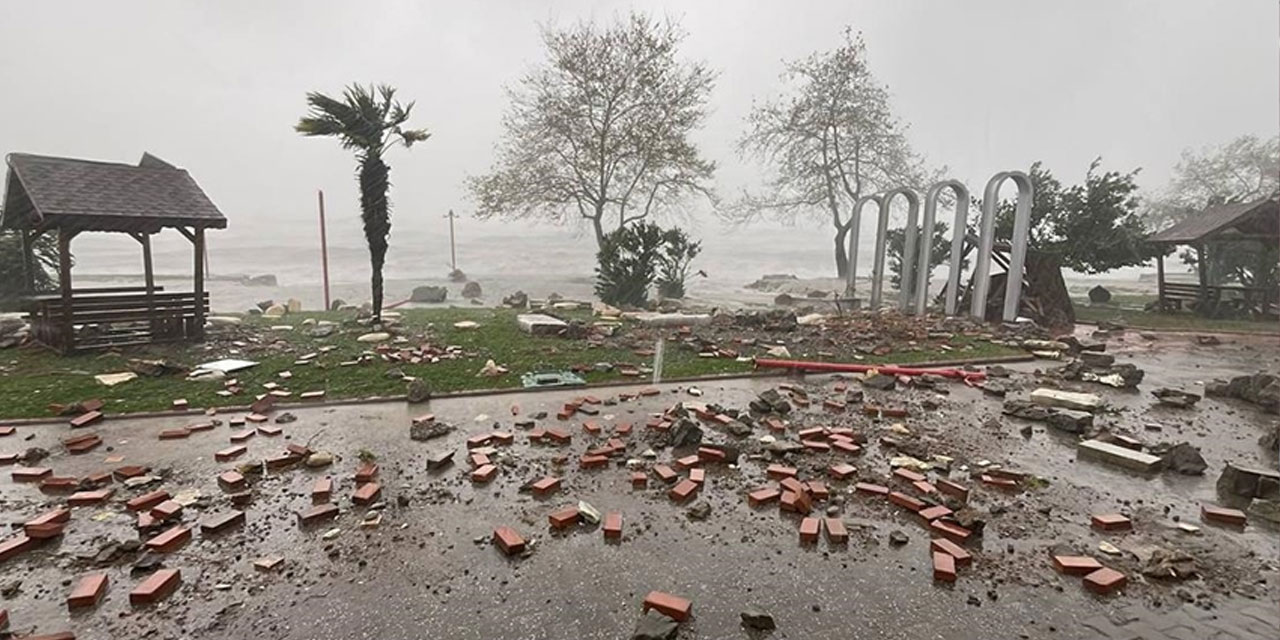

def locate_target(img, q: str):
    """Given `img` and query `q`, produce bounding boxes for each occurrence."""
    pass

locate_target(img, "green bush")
[595,223,703,307]
[656,228,702,299]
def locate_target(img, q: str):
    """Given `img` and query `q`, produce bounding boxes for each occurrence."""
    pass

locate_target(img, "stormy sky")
[1,0,1276,266]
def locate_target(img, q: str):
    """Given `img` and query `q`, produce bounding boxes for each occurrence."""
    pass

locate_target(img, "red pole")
[318,190,331,311]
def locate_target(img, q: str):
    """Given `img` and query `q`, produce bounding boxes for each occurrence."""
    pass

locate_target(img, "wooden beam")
[141,233,157,337]
[1196,244,1210,315]
[175,227,196,243]
[1156,252,1165,309]
[192,227,205,340]
[19,230,35,292]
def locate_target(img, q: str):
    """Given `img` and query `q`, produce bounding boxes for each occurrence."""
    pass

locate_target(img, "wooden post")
[19,230,35,292]
[193,227,206,340]
[57,228,75,353]
[1196,243,1209,315]
[138,233,157,337]
[1155,251,1165,310]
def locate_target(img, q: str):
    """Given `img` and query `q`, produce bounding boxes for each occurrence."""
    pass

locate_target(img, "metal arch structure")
[915,180,970,316]
[842,194,883,300]
[970,170,1034,322]
[869,187,921,311]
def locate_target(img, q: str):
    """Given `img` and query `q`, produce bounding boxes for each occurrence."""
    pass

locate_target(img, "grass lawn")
[1073,298,1279,335]
[0,307,1021,420]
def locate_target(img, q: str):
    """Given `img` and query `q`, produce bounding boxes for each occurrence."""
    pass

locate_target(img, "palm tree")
[296,84,429,323]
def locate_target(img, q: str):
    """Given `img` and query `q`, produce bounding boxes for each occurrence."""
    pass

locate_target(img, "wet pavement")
[0,328,1277,639]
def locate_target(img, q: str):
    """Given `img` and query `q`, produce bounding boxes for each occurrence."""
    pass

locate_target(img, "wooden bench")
[25,290,207,353]
[1159,282,1277,317]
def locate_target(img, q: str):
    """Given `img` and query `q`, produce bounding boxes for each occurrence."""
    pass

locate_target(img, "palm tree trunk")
[359,153,391,322]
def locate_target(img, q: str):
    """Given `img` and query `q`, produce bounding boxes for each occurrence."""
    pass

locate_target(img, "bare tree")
[734,29,928,278]
[469,13,716,247]
[1147,134,1279,227]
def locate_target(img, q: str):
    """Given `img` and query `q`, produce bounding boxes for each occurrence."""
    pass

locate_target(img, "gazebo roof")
[1148,197,1279,245]
[1,152,227,233]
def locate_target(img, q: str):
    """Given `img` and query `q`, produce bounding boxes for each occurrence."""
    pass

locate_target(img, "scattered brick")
[653,464,678,483]
[824,517,848,544]
[0,534,36,562]
[930,519,973,544]
[913,481,937,495]
[616,422,633,436]
[157,428,190,440]
[493,526,526,555]
[26,508,71,528]
[11,467,51,482]
[466,434,493,449]
[257,425,282,437]
[229,491,252,507]
[765,417,785,432]
[218,471,246,493]
[40,476,79,493]
[980,474,1019,490]
[855,482,889,496]
[528,429,546,443]
[936,478,970,503]
[669,479,699,503]
[214,446,247,462]
[187,422,215,432]
[643,591,691,622]
[245,413,269,423]
[0,453,18,465]
[893,467,927,484]
[67,573,109,610]
[917,505,953,522]
[638,387,661,397]
[1201,504,1247,526]
[265,452,298,469]
[471,464,498,484]
[779,477,807,495]
[150,500,183,521]
[579,454,608,469]
[882,407,910,418]
[798,427,825,440]
[229,430,254,443]
[1053,555,1103,576]
[888,491,925,512]
[779,490,812,514]
[799,517,820,544]
[806,481,830,501]
[127,490,171,512]
[603,512,622,539]
[0,426,13,436]
[829,464,857,480]
[1083,567,1127,595]
[689,468,705,484]
[548,506,580,529]
[130,568,181,605]
[200,511,245,534]
[69,411,103,428]
[930,538,972,567]
[674,455,700,470]
[823,399,846,412]
[312,477,333,503]
[491,432,515,446]
[355,463,378,483]
[353,482,382,505]
[82,471,112,487]
[253,555,284,572]
[802,441,831,452]
[145,525,191,553]
[1090,513,1132,532]
[545,428,572,445]
[530,476,561,497]
[832,440,862,455]
[285,443,311,457]
[63,433,102,454]
[469,452,491,468]
[766,464,797,480]
[23,522,65,540]
[933,551,957,582]
[748,487,781,507]
[298,503,339,525]
[696,447,726,463]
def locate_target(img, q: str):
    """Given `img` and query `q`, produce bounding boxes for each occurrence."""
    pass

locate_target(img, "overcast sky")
[1,0,1276,254]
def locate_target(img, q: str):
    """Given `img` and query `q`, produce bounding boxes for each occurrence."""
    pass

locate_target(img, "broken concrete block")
[1046,408,1093,433]
[1077,439,1161,472]
[517,313,569,336]
[1031,388,1103,412]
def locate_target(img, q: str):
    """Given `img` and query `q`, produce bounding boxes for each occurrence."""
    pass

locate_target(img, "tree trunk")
[591,212,606,250]
[359,154,392,323]
[833,225,850,279]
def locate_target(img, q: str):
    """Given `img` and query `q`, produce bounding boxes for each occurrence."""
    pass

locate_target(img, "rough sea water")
[64,218,1158,314]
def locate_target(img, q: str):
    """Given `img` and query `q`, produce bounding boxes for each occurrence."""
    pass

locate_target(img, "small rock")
[631,611,678,640]
[461,282,483,299]
[407,379,432,403]
[357,332,391,343]
[306,451,334,468]
[740,607,776,631]
[888,530,909,546]
[577,501,601,525]
[687,501,712,521]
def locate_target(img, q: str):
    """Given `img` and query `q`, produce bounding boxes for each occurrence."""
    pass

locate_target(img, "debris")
[461,281,483,299]
[407,379,432,403]
[520,371,586,388]
[577,501,601,525]
[1216,462,1280,500]
[1077,439,1162,472]
[1205,372,1279,414]
[476,359,508,377]
[1154,442,1207,475]
[517,313,568,336]
[409,419,454,442]
[193,358,257,374]
[888,530,909,546]
[740,607,776,631]
[1098,541,1123,556]
[1151,388,1201,408]
[1140,548,1198,581]
[357,332,391,343]
[687,501,712,521]
[305,451,334,468]
[631,611,679,640]
[94,372,138,387]
[409,286,447,303]
[453,321,480,330]
[1030,388,1103,412]
[1246,498,1280,524]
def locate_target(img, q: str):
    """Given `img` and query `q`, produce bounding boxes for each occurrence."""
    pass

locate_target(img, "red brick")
[23,522,65,540]
[150,500,183,521]
[638,387,661,397]
[67,573,109,610]
[229,430,254,443]
[187,422,215,432]
[615,422,632,436]
[779,477,807,496]
[313,477,333,503]
[930,538,972,567]
[674,455,700,470]
[748,487,781,507]
[855,482,889,496]
[1083,567,1127,595]
[1053,555,1103,576]
[354,463,378,483]
[779,490,812,514]
[862,405,882,417]
[582,420,602,435]
[669,479,699,503]
[527,429,546,443]
[229,491,252,507]
[798,427,826,440]
[689,468,705,484]
[913,481,937,495]
[0,534,36,562]
[893,467,926,484]
[157,428,190,440]
[469,452,491,468]
[285,443,311,457]
[0,607,7,629]
[823,399,846,412]
[40,476,80,493]
[548,506,580,529]
[829,464,857,480]
[824,517,848,544]
[802,440,831,452]
[765,417,786,432]
[530,476,561,496]
[831,440,862,455]
[918,505,952,522]
[882,407,910,418]
[127,490,171,512]
[1090,513,1132,532]
[643,591,692,622]
[653,464,678,483]
[1201,504,1247,526]
[145,525,191,553]
[200,511,245,534]
[791,394,810,407]
[353,482,382,505]
[299,503,338,525]
[887,491,925,512]
[696,447,726,463]
[130,568,181,605]
[491,432,515,446]
[545,428,571,445]
[69,410,103,428]
[980,474,1019,490]
[471,464,498,483]
[630,472,648,489]
[214,446,247,462]
[466,434,493,449]
[411,413,435,425]
[936,478,970,503]
[806,481,830,501]
[11,467,51,482]
[136,512,158,530]
[930,519,972,544]
[265,452,298,469]
[799,517,820,544]
[493,526,525,555]
[82,471,112,487]
[218,471,246,492]
[0,426,12,437]
[933,551,957,582]
[767,464,797,480]
[603,512,622,539]
[0,453,18,465]
[256,424,282,437]
[26,507,71,528]
[63,433,102,454]
[579,454,608,469]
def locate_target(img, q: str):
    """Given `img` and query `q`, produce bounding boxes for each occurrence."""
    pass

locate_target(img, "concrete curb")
[3,353,1036,426]
[1074,320,1278,338]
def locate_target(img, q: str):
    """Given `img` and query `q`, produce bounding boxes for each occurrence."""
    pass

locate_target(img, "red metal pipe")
[753,358,986,382]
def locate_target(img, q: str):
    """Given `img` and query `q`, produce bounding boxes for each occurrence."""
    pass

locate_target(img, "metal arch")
[917,180,970,316]
[970,171,1034,322]
[843,194,883,300]
[869,187,921,311]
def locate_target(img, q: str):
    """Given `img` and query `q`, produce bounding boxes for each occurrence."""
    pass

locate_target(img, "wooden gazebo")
[1147,196,1279,317]
[1,152,227,353]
